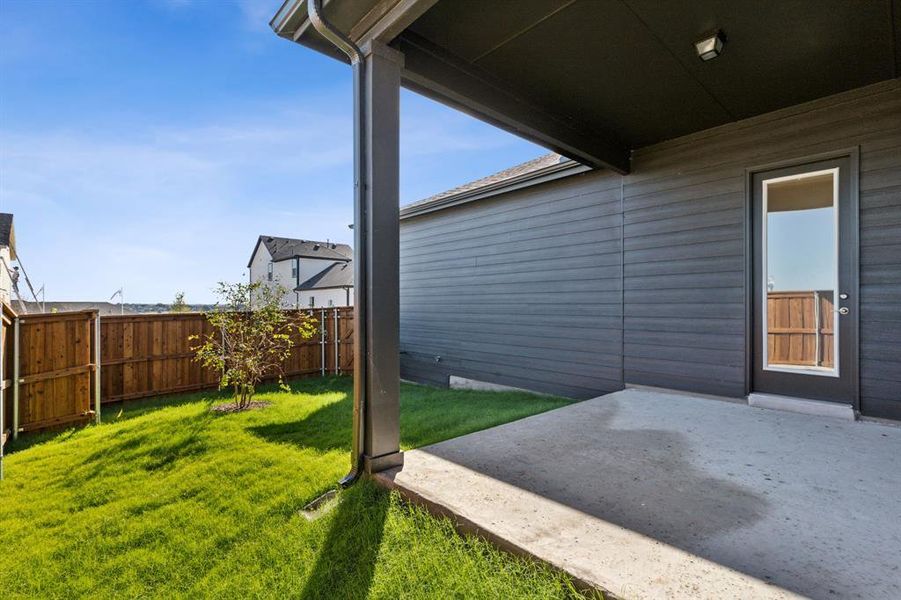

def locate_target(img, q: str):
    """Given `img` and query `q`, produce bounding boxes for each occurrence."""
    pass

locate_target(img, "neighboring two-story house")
[247,235,353,308]
[0,213,17,306]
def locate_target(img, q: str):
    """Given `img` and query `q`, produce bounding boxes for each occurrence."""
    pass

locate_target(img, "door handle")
[836,307,850,315]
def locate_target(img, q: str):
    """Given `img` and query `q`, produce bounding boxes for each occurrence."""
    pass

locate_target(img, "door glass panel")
[763,170,838,374]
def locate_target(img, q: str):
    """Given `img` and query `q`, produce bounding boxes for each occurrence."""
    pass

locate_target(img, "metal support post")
[94,314,101,424]
[12,318,19,440]
[333,307,340,375]
[306,1,403,482]
[1,315,5,480]
[320,308,326,377]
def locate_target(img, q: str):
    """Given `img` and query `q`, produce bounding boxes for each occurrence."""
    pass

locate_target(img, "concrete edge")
[748,393,856,421]
[370,469,616,599]
[859,415,901,428]
[624,383,747,405]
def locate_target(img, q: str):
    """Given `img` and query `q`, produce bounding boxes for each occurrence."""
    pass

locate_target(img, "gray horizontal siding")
[400,79,901,417]
[857,136,901,419]
[400,170,623,399]
[624,79,901,413]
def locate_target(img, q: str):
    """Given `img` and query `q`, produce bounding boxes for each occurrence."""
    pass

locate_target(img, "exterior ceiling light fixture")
[695,30,725,61]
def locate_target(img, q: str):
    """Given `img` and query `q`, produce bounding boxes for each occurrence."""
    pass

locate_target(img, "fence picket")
[0,306,353,433]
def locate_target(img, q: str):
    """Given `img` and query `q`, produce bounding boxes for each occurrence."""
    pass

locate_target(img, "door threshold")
[748,393,856,421]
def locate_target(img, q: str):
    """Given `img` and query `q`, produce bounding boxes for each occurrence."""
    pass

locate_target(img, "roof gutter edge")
[272,254,351,263]
[270,0,304,36]
[295,284,353,291]
[400,161,592,220]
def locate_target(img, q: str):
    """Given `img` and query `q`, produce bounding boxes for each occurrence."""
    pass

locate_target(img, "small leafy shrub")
[191,281,316,410]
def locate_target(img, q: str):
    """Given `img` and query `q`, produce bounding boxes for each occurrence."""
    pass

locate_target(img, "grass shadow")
[75,406,218,481]
[104,388,229,422]
[300,480,390,600]
[3,389,225,456]
[249,380,573,455]
[4,378,333,455]
[4,427,80,454]
[248,395,353,453]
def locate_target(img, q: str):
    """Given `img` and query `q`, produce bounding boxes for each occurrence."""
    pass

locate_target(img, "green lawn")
[0,376,587,599]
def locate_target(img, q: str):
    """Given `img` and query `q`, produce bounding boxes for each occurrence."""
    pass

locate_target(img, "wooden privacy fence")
[767,291,834,368]
[10,310,100,435]
[1,303,16,477]
[100,312,219,403]
[101,308,353,402]
[1,306,353,435]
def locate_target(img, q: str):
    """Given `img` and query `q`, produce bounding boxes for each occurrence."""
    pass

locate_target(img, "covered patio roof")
[273,0,901,173]
[268,0,901,481]
[268,4,901,591]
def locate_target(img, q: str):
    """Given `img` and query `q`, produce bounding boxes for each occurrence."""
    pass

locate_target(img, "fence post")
[320,308,326,377]
[813,291,821,367]
[220,324,226,380]
[1,314,5,480]
[94,314,101,424]
[12,318,19,440]
[334,307,339,375]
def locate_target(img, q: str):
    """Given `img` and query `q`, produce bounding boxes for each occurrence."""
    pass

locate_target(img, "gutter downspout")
[306,0,367,488]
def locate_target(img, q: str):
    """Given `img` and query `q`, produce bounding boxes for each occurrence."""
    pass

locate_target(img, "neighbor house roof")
[248,236,352,267]
[0,213,15,259]
[400,153,590,219]
[296,261,353,291]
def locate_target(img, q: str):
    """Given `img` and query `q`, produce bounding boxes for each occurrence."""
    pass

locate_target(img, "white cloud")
[0,89,539,303]
[151,0,283,33]
[401,93,523,157]
[236,0,284,32]
[2,98,352,208]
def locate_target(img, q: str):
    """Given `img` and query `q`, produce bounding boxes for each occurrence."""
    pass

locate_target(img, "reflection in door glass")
[764,171,837,373]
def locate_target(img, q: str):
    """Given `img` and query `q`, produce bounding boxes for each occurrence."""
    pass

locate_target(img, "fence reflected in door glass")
[763,170,837,374]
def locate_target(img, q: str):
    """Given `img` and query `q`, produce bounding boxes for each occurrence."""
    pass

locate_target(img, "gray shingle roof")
[0,213,14,250]
[248,236,352,267]
[402,153,570,212]
[296,261,353,290]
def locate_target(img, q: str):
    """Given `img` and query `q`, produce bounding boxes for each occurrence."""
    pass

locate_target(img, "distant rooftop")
[296,260,353,291]
[249,236,352,267]
[0,213,15,258]
[401,153,588,218]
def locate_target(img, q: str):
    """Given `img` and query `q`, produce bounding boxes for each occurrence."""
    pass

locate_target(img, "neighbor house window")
[291,258,298,280]
[267,262,273,281]
[309,296,315,307]
[328,299,334,307]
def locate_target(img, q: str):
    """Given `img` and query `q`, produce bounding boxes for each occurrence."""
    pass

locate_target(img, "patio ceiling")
[273,0,901,174]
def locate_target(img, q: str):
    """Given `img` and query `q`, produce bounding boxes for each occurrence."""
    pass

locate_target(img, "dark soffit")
[406,0,899,149]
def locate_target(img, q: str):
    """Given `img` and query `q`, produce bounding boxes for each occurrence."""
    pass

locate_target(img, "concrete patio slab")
[375,388,901,599]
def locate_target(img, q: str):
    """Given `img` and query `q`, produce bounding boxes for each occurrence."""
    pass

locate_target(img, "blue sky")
[768,208,835,292]
[0,0,542,303]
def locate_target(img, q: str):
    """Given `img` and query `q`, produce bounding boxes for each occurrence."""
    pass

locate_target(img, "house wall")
[0,246,12,304]
[399,80,901,419]
[249,246,292,307]
[294,257,335,285]
[296,288,353,309]
[249,246,354,308]
[623,79,900,419]
[399,169,624,398]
